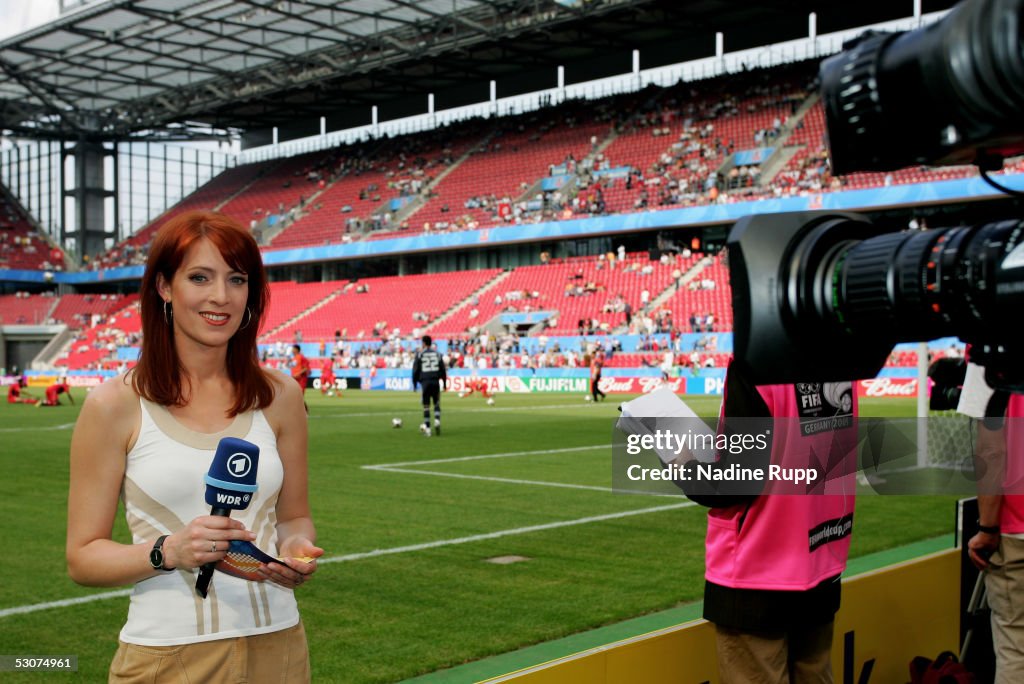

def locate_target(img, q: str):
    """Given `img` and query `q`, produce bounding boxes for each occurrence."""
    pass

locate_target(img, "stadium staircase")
[98,161,285,268]
[387,131,497,231]
[658,252,734,330]
[423,269,512,334]
[49,296,141,370]
[515,125,623,211]
[611,255,711,334]
[257,179,334,246]
[754,93,820,186]
[33,326,76,370]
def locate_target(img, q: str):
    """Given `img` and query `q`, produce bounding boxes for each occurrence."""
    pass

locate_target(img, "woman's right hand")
[163,516,256,570]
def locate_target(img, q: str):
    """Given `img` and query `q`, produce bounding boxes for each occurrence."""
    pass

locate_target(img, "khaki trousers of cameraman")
[986,536,1024,684]
[109,621,309,684]
[715,622,834,684]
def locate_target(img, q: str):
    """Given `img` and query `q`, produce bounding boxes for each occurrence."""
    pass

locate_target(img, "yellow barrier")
[487,549,960,683]
[25,374,61,388]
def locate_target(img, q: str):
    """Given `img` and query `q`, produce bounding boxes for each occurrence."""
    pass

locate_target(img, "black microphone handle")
[194,507,232,599]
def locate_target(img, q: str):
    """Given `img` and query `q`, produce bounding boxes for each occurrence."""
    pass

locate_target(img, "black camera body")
[820,0,1024,175]
[728,210,1024,390]
[728,211,891,383]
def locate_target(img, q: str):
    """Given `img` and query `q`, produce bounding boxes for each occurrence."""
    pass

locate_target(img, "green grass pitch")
[0,388,957,682]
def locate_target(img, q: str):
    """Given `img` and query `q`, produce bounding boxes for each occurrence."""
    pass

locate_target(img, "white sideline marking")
[0,422,76,433]
[0,503,692,619]
[366,444,606,469]
[309,402,599,419]
[0,589,131,618]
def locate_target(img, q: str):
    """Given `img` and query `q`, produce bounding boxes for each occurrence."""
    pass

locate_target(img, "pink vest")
[704,382,857,591]
[1000,394,1024,533]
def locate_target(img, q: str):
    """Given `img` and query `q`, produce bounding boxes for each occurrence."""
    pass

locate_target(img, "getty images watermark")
[612,415,1014,497]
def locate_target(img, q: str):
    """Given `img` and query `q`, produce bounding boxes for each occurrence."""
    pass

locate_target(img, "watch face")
[150,536,166,570]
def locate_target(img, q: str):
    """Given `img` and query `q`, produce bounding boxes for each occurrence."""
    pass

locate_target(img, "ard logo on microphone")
[214,453,254,506]
[228,452,252,478]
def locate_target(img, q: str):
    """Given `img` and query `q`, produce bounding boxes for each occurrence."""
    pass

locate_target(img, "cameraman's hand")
[968,530,999,570]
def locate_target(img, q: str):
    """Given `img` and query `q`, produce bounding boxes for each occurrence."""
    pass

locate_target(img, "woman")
[67,211,323,682]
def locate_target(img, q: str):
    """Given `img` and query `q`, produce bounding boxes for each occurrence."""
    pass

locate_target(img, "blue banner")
[9,174,1022,285]
[732,147,774,166]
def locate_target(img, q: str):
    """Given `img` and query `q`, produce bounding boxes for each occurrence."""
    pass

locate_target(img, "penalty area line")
[0,503,692,619]
[367,466,616,493]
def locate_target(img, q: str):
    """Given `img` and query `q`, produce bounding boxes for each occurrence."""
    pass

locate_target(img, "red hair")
[131,210,274,415]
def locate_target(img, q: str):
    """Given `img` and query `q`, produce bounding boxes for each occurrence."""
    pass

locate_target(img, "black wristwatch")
[978,523,1001,535]
[149,535,174,571]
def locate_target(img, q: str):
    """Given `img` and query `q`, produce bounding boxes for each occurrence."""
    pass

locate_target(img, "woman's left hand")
[259,538,324,590]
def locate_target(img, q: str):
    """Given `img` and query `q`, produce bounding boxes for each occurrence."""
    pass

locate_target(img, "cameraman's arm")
[969,418,1007,570]
[674,360,772,507]
[958,360,1009,570]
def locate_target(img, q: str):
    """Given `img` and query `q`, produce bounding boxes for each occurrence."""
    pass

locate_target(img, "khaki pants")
[986,536,1024,684]
[715,621,834,684]
[110,621,309,684]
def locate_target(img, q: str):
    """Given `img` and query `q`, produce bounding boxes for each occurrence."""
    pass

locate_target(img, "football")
[584,395,593,402]
[486,398,495,406]
[391,417,403,428]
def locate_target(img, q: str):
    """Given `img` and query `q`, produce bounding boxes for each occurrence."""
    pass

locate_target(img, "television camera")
[727,0,1024,391]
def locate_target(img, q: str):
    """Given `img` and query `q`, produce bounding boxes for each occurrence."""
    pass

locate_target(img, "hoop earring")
[163,301,172,325]
[239,307,253,330]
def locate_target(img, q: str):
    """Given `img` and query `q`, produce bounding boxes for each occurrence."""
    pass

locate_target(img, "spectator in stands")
[66,210,322,681]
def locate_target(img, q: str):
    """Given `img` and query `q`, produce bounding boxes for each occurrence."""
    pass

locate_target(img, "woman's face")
[157,237,249,351]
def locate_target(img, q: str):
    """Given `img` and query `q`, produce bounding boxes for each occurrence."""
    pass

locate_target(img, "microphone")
[195,437,260,598]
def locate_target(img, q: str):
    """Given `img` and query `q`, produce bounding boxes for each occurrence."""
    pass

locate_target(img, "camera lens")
[828,220,1024,345]
[820,0,1024,174]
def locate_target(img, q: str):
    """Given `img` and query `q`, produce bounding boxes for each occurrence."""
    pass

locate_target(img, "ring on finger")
[211,541,217,553]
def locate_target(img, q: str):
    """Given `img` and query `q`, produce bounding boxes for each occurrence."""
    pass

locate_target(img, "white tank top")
[118,398,300,646]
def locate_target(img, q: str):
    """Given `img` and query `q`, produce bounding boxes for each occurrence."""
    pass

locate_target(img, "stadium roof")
[0,0,956,143]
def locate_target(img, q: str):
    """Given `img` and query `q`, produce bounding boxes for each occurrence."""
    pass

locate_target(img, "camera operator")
[675,360,858,683]
[959,357,1024,684]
